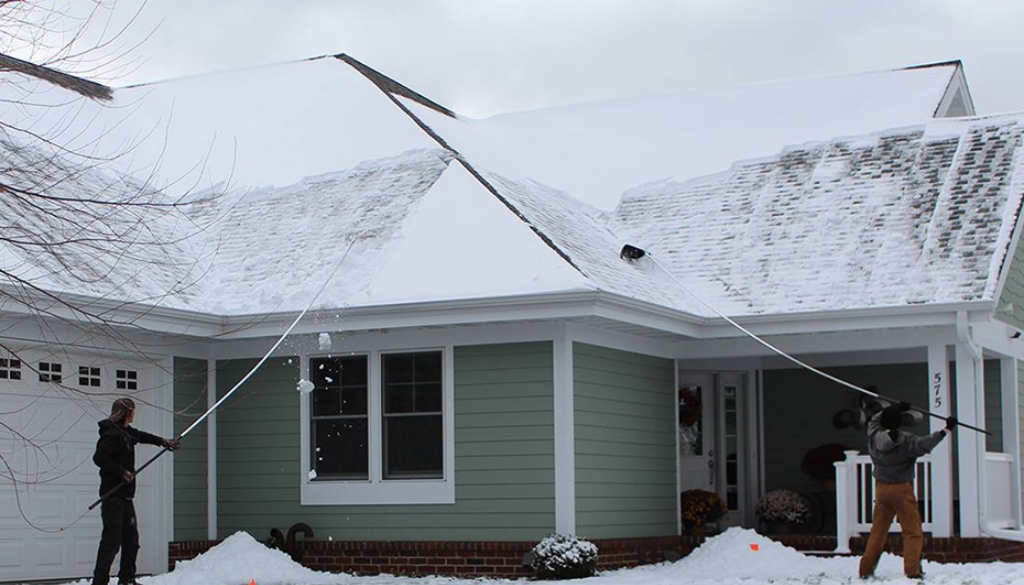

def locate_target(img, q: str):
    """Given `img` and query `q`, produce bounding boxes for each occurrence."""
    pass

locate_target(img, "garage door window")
[38,362,62,383]
[0,358,21,380]
[116,370,138,390]
[79,366,101,387]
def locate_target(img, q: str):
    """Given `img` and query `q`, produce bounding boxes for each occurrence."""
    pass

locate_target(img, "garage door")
[0,348,168,582]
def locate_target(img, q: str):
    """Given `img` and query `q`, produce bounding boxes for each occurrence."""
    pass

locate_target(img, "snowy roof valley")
[2,55,1021,322]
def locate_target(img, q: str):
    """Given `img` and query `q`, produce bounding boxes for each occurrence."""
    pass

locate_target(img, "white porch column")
[955,343,984,536]
[1001,358,1022,526]
[207,358,218,540]
[553,335,576,534]
[927,344,953,537]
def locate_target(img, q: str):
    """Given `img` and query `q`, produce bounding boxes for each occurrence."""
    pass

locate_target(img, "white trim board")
[553,330,576,534]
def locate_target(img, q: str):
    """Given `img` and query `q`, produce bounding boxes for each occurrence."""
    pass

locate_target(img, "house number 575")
[933,372,943,409]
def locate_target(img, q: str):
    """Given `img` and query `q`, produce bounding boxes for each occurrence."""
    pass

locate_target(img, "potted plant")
[679,489,727,536]
[801,443,849,491]
[755,489,810,534]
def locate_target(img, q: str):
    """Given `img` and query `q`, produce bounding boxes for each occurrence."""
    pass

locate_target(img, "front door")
[678,373,716,493]
[678,371,749,527]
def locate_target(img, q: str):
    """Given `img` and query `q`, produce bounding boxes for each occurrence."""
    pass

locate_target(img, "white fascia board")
[5,283,997,351]
[697,301,993,339]
[218,291,708,340]
[675,326,961,361]
[0,285,225,337]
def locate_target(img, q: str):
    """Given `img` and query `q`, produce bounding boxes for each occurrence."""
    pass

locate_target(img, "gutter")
[0,280,998,342]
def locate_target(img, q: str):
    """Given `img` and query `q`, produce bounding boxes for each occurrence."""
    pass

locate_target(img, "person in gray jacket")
[859,401,956,579]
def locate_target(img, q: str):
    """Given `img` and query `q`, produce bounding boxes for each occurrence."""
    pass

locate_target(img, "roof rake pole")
[88,238,359,511]
[618,244,988,435]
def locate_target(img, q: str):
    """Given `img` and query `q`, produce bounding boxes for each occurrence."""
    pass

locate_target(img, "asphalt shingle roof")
[615,117,1024,316]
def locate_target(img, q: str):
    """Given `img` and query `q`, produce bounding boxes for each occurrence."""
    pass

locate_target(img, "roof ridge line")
[335,54,456,119]
[342,56,589,279]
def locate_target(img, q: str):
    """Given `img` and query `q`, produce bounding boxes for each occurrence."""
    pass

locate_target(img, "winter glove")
[945,416,958,430]
[163,438,181,451]
[898,401,912,412]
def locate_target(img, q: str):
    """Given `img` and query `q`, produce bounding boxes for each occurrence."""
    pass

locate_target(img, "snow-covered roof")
[615,115,1024,316]
[0,55,439,200]
[402,62,964,210]
[3,56,1020,326]
[178,150,597,315]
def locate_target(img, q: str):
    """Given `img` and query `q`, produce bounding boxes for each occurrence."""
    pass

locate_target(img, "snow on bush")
[755,489,811,524]
[530,533,598,579]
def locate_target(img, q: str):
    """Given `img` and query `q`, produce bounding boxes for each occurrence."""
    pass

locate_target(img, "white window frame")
[300,345,455,506]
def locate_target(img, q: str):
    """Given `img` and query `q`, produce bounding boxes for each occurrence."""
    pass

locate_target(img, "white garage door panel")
[0,348,168,582]
[34,538,65,567]
[0,540,21,568]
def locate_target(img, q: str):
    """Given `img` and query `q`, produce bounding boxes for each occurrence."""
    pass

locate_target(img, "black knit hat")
[880,404,903,430]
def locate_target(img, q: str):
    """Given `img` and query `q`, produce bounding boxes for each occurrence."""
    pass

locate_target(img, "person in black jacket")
[91,398,179,585]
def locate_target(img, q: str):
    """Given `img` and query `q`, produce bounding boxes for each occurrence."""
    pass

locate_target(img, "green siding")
[215,342,555,541]
[173,357,209,541]
[996,227,1024,331]
[1020,361,1024,505]
[573,343,676,539]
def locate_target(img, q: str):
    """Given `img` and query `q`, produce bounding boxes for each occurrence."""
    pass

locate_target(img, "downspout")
[961,311,1024,541]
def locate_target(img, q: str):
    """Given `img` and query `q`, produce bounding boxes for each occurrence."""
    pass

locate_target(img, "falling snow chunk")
[308,469,317,480]
[318,332,332,350]
[296,379,315,393]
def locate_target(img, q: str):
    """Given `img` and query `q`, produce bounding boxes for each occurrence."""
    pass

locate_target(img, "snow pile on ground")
[149,531,342,585]
[602,528,857,584]
[671,527,841,580]
[606,527,1024,585]
[61,527,1024,585]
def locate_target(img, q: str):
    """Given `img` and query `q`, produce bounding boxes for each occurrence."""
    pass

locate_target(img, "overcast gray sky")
[102,1,1024,118]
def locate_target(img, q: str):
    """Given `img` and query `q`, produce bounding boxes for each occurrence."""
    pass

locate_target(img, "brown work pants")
[859,481,924,578]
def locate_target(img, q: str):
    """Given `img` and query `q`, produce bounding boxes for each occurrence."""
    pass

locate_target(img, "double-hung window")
[310,355,368,480]
[382,352,443,479]
[302,347,452,505]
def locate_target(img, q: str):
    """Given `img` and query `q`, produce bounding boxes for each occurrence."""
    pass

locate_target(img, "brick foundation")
[169,534,1024,577]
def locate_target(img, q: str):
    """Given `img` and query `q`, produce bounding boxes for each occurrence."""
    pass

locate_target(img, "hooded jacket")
[867,411,947,484]
[93,419,164,499]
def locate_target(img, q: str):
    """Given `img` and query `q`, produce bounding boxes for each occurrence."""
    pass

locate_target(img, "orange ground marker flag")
[750,543,760,551]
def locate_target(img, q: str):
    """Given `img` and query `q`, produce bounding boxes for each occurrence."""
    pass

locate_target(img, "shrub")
[755,489,811,524]
[530,534,598,579]
[679,489,727,534]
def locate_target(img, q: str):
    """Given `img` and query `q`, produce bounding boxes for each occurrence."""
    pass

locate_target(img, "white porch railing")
[834,450,933,553]
[986,452,1015,529]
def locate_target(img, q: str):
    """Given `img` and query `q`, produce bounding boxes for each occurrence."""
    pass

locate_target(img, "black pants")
[92,497,139,585]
